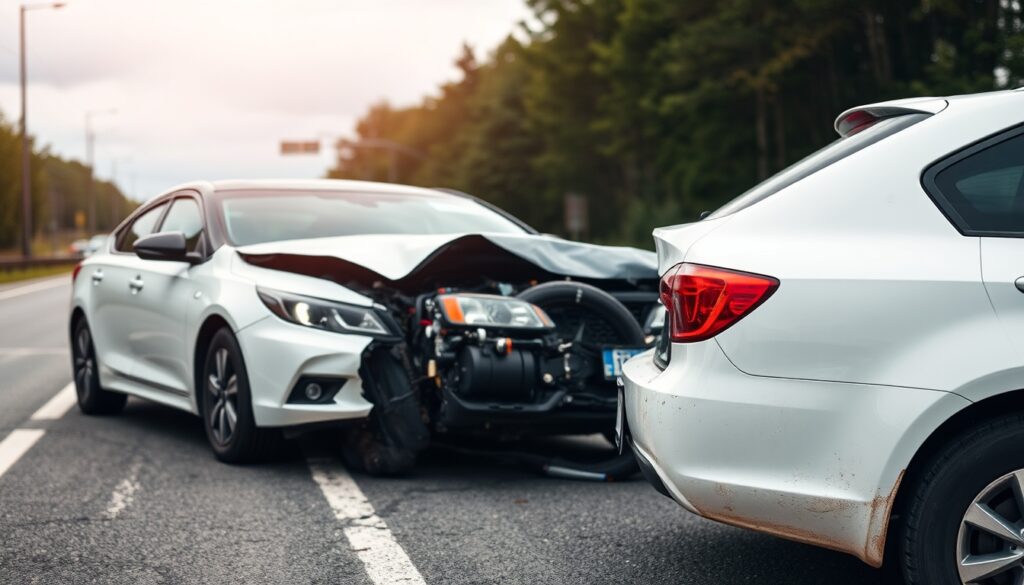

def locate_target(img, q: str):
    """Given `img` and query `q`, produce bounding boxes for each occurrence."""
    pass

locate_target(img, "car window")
[160,197,205,252]
[116,202,168,252]
[706,114,930,220]
[929,132,1024,235]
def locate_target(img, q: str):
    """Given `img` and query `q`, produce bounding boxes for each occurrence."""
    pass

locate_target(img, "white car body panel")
[622,89,1024,567]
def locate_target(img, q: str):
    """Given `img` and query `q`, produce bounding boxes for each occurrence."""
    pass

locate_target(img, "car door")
[923,126,1024,366]
[89,200,169,385]
[125,193,208,396]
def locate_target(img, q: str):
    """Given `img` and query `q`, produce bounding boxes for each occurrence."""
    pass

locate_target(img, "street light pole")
[85,108,116,233]
[19,7,29,258]
[18,1,66,258]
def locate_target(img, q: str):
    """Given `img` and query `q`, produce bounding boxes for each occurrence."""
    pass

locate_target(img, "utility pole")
[19,2,66,258]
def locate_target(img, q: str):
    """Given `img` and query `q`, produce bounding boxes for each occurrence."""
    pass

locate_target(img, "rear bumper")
[621,342,968,567]
[236,317,374,427]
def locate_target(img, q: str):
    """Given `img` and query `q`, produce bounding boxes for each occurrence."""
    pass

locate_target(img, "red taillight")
[660,263,778,343]
[72,262,83,284]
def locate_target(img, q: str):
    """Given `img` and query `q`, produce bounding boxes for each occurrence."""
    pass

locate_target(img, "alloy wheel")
[957,470,1024,584]
[206,347,239,446]
[73,326,95,402]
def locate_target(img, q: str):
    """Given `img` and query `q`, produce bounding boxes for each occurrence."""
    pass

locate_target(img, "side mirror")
[133,231,198,264]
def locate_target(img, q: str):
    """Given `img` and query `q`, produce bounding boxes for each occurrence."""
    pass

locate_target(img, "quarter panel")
[682,94,1024,392]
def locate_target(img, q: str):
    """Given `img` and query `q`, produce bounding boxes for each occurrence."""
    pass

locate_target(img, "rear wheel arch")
[886,388,1024,562]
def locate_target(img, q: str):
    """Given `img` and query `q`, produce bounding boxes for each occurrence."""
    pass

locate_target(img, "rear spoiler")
[834,98,947,137]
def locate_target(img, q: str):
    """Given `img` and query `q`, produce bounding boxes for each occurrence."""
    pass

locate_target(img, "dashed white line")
[0,276,69,302]
[0,381,77,480]
[30,382,77,421]
[308,459,426,585]
[0,429,46,478]
[103,459,142,520]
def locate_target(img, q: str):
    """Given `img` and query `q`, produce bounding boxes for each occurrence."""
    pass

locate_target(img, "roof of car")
[210,178,446,196]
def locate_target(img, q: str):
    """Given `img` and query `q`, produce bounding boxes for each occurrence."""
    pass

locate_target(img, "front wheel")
[900,414,1024,585]
[201,328,280,463]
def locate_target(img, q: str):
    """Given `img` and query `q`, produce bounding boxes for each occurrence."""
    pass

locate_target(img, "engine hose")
[432,442,639,482]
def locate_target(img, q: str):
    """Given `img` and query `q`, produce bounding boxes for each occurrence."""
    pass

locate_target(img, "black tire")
[516,281,646,347]
[342,347,429,476]
[900,414,1024,585]
[71,318,127,415]
[200,328,280,463]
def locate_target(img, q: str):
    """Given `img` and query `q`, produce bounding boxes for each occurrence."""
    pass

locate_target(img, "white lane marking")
[103,459,142,520]
[0,381,76,480]
[0,276,69,302]
[308,460,426,585]
[30,382,77,421]
[0,429,46,478]
[0,347,68,356]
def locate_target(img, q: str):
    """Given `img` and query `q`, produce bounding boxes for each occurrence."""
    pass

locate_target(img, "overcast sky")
[0,0,531,201]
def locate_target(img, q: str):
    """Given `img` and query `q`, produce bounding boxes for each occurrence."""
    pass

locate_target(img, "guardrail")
[0,256,80,272]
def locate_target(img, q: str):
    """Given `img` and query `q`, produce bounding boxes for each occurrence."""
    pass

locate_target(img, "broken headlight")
[257,287,394,337]
[436,293,554,330]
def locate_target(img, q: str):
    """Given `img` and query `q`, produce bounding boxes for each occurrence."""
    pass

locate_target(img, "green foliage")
[0,112,134,252]
[330,0,1024,248]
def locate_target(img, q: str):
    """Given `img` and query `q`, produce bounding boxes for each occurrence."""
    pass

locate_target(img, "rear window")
[706,113,930,220]
[923,127,1024,236]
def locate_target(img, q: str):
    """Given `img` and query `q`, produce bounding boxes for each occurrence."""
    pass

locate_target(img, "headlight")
[257,287,394,337]
[436,293,554,330]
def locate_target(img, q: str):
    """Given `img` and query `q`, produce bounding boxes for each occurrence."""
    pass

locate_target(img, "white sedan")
[69,179,658,477]
[621,88,1024,585]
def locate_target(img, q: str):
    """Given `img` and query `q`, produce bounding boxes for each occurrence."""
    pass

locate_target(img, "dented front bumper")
[621,341,968,567]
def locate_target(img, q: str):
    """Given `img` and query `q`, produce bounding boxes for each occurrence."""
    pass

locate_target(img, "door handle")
[1015,277,1024,293]
[91,269,104,285]
[129,276,144,294]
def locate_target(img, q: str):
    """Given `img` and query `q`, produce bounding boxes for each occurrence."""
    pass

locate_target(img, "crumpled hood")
[236,233,657,292]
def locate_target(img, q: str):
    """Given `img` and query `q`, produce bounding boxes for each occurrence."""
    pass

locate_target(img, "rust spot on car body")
[697,508,850,556]
[865,469,904,567]
[694,470,905,568]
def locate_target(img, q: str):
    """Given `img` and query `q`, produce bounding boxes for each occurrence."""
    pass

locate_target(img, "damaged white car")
[69,179,660,477]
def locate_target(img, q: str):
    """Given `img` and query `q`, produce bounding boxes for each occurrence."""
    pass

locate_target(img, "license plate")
[602,348,643,380]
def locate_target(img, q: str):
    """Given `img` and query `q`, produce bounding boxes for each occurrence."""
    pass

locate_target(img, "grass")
[0,264,73,285]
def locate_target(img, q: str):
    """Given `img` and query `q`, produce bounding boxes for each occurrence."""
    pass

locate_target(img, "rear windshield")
[215,189,529,246]
[706,113,930,220]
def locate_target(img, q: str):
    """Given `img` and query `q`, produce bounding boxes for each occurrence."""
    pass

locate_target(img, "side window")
[116,202,167,252]
[159,198,205,253]
[927,130,1024,235]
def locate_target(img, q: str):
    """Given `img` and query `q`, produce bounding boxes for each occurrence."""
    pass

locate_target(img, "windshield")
[706,113,929,220]
[216,189,529,246]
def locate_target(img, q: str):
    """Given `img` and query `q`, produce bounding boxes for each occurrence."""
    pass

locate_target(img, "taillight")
[659,263,778,343]
[72,262,83,284]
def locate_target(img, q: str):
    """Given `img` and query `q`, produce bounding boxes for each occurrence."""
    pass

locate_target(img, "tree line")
[0,111,133,254]
[328,0,1024,247]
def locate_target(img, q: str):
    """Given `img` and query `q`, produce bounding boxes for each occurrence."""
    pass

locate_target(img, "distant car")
[69,239,89,257]
[82,234,108,258]
[69,179,660,478]
[621,88,1024,585]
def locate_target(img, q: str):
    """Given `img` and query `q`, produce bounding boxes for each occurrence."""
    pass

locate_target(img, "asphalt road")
[0,275,890,584]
